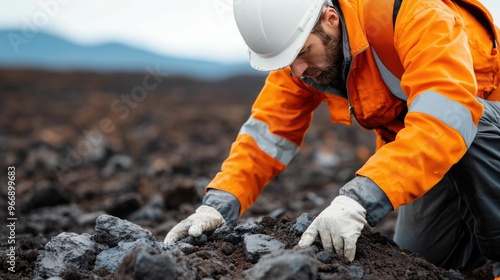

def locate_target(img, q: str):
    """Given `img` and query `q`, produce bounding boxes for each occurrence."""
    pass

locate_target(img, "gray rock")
[317,264,364,280]
[93,214,157,250]
[34,214,172,277]
[115,246,178,279]
[316,251,333,264]
[243,234,285,263]
[244,249,318,280]
[290,213,314,235]
[346,265,364,279]
[306,192,326,207]
[444,269,465,280]
[94,240,153,272]
[210,225,242,244]
[210,225,233,237]
[101,154,133,177]
[91,214,167,273]
[34,232,96,278]
[183,234,208,246]
[268,207,286,219]
[235,221,258,234]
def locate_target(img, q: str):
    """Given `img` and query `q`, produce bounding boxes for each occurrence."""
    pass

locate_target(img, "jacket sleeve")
[206,68,323,216]
[356,0,484,210]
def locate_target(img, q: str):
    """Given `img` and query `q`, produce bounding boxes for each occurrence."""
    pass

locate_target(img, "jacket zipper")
[345,48,369,129]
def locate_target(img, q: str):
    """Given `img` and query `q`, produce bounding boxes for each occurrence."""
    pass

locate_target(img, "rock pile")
[33,214,462,279]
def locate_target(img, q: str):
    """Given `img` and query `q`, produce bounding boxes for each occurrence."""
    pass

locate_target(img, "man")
[165,0,500,277]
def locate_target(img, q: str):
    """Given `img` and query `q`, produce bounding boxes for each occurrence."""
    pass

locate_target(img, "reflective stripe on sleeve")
[409,91,477,147]
[239,117,300,165]
[372,48,407,101]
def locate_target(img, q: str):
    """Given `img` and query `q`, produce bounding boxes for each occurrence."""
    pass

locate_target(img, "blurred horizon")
[0,28,265,81]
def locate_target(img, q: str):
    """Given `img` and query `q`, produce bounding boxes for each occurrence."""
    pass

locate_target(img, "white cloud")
[0,0,248,62]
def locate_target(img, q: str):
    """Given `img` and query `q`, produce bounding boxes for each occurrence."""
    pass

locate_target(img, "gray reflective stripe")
[409,91,477,147]
[372,47,407,101]
[239,117,299,165]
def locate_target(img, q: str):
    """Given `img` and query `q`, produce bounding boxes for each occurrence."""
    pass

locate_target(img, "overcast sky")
[0,0,499,63]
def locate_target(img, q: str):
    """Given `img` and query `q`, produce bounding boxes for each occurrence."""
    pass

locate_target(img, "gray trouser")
[394,99,500,276]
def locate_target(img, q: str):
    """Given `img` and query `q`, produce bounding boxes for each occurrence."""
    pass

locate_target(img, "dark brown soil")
[0,69,493,279]
[169,217,462,279]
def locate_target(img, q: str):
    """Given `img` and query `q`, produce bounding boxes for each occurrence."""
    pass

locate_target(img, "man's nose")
[290,60,308,77]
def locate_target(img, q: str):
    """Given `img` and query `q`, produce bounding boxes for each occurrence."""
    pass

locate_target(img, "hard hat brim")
[247,4,325,72]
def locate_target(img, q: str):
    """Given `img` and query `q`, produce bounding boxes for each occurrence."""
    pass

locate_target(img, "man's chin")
[312,75,332,85]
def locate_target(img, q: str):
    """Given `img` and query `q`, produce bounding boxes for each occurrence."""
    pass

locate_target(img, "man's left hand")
[298,195,367,261]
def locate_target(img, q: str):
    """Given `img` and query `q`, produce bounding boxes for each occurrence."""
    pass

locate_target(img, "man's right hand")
[164,205,226,245]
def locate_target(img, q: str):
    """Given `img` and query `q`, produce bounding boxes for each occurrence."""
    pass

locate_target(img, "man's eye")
[299,47,309,56]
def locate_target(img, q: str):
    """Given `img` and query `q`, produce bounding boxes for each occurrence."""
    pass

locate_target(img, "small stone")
[346,264,364,279]
[268,207,286,219]
[134,247,178,279]
[316,251,333,264]
[290,213,314,235]
[243,234,285,263]
[244,250,318,280]
[94,240,155,273]
[183,234,208,246]
[234,221,257,234]
[209,225,233,240]
[101,154,133,177]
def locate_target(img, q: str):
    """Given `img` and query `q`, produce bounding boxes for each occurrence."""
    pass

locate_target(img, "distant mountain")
[0,29,266,81]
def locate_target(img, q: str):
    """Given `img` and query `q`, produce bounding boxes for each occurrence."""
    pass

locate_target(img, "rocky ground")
[0,69,493,279]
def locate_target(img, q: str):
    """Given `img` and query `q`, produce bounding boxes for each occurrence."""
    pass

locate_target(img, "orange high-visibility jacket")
[207,0,500,216]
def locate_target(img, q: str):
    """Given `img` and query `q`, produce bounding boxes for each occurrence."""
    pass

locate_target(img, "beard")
[303,28,343,85]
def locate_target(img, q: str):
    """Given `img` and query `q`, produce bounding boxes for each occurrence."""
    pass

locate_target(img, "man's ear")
[320,7,340,35]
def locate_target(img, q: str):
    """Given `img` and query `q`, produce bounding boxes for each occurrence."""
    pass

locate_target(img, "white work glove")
[298,195,367,262]
[164,205,226,245]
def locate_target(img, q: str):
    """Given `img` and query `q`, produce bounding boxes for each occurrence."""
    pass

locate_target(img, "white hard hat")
[233,0,331,71]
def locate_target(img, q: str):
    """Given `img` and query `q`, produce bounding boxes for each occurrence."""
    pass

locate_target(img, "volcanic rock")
[34,232,95,279]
